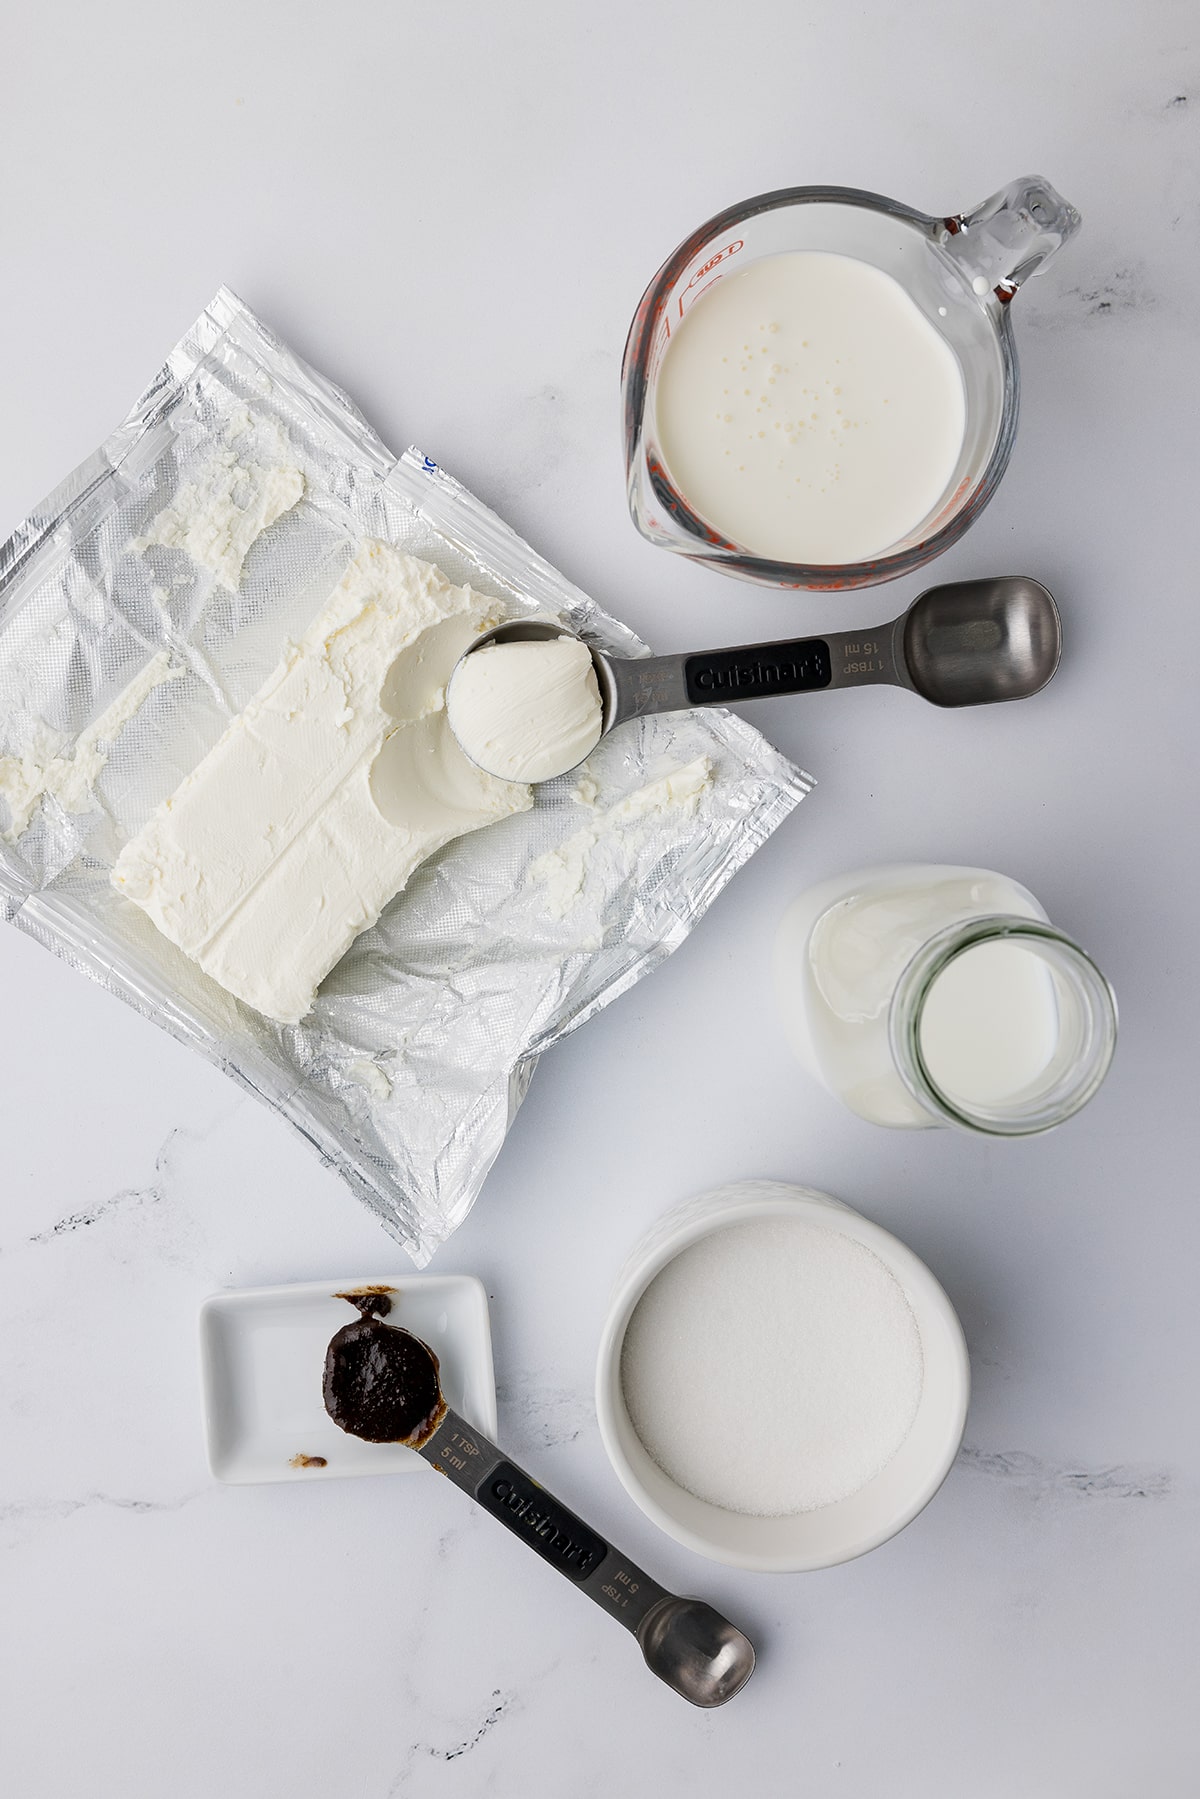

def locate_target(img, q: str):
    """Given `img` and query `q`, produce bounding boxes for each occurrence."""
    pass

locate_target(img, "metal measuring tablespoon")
[323,1292,755,1708]
[449,576,1061,779]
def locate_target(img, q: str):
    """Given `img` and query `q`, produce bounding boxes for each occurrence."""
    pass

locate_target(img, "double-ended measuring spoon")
[448,576,1061,780]
[323,1295,755,1709]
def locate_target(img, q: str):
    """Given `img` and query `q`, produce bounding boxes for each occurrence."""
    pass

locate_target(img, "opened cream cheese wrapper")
[0,289,811,1262]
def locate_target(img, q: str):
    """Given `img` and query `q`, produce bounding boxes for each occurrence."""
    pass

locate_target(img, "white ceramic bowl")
[595,1181,969,1572]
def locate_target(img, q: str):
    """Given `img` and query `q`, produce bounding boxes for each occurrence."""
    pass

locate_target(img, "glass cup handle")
[942,175,1081,302]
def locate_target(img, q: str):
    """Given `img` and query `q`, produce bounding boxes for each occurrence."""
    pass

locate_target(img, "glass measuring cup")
[622,176,1081,591]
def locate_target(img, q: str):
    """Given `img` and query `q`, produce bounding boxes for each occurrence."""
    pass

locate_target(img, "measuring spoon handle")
[417,1407,754,1705]
[609,622,906,721]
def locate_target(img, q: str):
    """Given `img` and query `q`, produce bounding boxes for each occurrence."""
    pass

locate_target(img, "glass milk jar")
[774,865,1117,1134]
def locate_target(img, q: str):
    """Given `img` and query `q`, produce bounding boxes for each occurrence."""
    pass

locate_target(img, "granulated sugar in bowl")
[596,1182,969,1571]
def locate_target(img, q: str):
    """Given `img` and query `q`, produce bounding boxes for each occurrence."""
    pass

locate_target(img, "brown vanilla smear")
[322,1289,446,1446]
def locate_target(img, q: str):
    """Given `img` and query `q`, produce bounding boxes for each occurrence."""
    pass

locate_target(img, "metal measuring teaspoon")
[323,1292,755,1709]
[448,576,1062,782]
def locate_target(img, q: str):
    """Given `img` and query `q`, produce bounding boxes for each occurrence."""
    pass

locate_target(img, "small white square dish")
[200,1274,497,1484]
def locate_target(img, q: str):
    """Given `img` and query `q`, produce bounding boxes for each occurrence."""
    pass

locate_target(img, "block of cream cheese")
[113,544,532,1023]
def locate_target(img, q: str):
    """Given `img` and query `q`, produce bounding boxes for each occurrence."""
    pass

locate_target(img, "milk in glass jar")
[773,864,1117,1135]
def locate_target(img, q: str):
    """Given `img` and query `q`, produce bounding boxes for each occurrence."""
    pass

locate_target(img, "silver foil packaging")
[0,290,811,1263]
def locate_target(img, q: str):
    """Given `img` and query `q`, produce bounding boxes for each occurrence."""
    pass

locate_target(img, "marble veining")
[1060,267,1157,319]
[0,1488,205,1553]
[495,1376,591,1451]
[405,1689,514,1767]
[23,1170,165,1247]
[957,1444,1174,1501]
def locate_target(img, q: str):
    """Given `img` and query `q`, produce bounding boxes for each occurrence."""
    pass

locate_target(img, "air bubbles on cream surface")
[655,251,966,565]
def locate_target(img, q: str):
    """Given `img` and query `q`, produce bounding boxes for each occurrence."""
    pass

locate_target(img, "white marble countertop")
[2,2,1197,1792]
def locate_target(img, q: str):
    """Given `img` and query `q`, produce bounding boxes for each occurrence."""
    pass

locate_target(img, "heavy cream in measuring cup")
[655,253,966,565]
[773,864,1116,1132]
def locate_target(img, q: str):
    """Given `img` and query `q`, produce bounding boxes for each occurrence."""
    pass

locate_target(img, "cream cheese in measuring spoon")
[447,634,604,783]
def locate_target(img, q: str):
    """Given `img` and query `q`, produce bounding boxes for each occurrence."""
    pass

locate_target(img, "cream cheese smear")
[0,651,184,842]
[113,544,532,1023]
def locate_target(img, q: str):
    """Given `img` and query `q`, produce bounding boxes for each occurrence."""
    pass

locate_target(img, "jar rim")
[888,915,1118,1137]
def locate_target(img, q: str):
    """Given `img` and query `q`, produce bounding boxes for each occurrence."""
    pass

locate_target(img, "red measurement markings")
[677,239,744,320]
